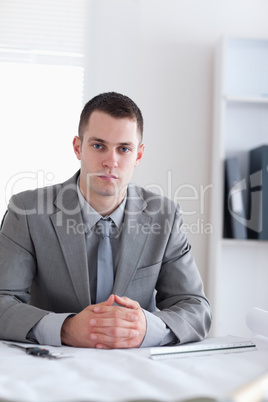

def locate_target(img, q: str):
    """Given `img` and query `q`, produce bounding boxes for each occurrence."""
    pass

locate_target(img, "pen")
[3,342,72,359]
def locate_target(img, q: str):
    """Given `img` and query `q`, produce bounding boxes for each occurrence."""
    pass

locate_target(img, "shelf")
[222,238,268,246]
[208,36,268,338]
[224,95,268,104]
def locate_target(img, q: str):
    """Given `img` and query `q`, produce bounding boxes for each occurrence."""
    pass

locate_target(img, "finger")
[90,310,139,328]
[103,294,115,306]
[92,295,115,313]
[90,326,139,339]
[85,295,115,314]
[92,333,141,349]
[114,295,140,310]
[91,306,139,322]
[90,316,135,328]
[95,338,141,349]
[99,294,115,307]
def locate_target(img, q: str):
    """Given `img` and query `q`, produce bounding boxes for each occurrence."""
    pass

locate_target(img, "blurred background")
[1,0,268,293]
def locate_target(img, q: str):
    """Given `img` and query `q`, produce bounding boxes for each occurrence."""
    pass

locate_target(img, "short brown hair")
[78,92,143,143]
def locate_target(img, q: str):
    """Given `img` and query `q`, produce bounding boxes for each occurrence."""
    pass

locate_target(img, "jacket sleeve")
[153,206,212,344]
[0,195,49,342]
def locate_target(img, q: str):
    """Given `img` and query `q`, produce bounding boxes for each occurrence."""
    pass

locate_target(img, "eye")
[93,143,103,150]
[119,147,130,153]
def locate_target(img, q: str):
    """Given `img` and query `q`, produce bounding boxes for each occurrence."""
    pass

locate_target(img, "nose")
[102,149,118,169]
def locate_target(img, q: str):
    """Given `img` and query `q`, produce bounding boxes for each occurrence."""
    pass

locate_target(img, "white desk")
[1,336,268,402]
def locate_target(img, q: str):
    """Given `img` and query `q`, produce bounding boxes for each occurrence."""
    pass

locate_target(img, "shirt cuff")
[31,313,74,346]
[140,309,177,348]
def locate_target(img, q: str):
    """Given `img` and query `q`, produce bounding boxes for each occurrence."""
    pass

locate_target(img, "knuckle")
[131,329,139,337]
[113,317,121,327]
[110,327,120,337]
[113,308,121,318]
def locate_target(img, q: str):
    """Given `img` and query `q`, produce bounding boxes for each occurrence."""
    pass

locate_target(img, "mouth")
[98,174,118,181]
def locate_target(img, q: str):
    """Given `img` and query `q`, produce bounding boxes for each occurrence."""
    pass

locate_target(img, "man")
[0,92,211,349]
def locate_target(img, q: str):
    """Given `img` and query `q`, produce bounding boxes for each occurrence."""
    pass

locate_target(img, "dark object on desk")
[3,342,72,359]
[248,144,268,240]
[5,342,50,356]
[223,157,247,239]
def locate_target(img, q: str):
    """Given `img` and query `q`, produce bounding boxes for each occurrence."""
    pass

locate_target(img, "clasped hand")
[61,295,146,349]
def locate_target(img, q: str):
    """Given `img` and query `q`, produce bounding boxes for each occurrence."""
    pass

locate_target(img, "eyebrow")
[87,136,136,148]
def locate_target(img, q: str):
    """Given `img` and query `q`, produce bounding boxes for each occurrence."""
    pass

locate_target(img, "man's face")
[73,110,144,210]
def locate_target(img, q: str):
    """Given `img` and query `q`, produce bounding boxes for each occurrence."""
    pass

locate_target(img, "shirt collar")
[76,176,126,233]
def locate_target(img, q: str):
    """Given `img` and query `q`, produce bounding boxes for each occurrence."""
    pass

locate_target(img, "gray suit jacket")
[0,171,211,343]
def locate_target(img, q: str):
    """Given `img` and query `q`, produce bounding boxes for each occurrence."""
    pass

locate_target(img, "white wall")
[83,0,268,288]
[1,0,268,291]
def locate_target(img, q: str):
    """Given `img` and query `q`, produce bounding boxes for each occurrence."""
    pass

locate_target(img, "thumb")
[93,294,115,312]
[114,295,140,310]
[104,294,115,306]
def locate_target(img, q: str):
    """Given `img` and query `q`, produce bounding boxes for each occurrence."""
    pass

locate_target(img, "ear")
[134,144,145,167]
[73,136,82,160]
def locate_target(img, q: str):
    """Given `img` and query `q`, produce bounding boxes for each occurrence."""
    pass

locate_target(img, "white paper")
[246,307,268,338]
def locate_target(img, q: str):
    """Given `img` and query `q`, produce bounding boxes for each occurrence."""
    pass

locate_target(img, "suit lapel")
[50,172,90,309]
[113,185,152,296]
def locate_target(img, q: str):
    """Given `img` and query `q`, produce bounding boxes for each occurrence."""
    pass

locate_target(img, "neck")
[92,195,125,216]
[80,186,126,216]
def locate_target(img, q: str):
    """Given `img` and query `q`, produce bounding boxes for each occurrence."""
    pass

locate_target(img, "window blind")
[0,0,86,65]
